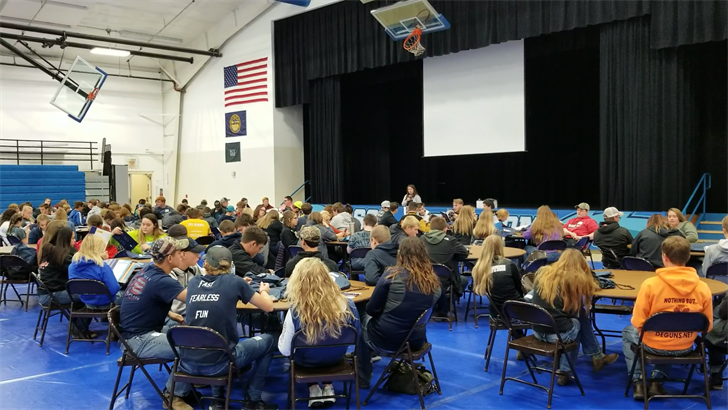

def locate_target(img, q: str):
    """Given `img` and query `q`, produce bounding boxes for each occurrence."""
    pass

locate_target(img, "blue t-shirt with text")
[119,263,184,338]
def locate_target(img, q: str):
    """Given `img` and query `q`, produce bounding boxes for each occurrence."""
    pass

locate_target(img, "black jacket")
[379,211,398,228]
[284,250,339,278]
[229,241,269,275]
[280,226,298,249]
[631,227,684,268]
[593,221,634,268]
[389,224,407,245]
[487,258,524,314]
[39,248,75,293]
[161,211,185,228]
[265,220,284,247]
[208,232,241,250]
[363,241,399,285]
[420,230,469,294]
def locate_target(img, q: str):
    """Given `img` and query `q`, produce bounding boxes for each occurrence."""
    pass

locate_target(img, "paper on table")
[89,226,112,247]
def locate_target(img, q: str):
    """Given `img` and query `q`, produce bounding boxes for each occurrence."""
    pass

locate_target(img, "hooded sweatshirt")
[208,231,242,250]
[363,241,399,285]
[703,238,728,274]
[420,230,469,276]
[631,266,713,350]
[630,227,684,268]
[593,221,633,268]
[68,258,120,306]
[677,221,699,243]
[330,212,353,231]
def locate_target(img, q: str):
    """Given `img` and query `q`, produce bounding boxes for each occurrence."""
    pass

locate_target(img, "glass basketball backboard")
[371,0,450,41]
[50,56,107,123]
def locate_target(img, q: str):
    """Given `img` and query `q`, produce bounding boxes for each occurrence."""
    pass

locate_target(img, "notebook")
[113,231,138,252]
[105,259,139,284]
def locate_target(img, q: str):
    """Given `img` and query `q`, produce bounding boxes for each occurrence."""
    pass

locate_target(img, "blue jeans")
[356,314,379,388]
[533,310,605,374]
[124,331,176,361]
[621,325,693,380]
[166,333,277,402]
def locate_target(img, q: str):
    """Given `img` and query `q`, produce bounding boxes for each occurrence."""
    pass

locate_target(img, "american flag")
[223,57,268,107]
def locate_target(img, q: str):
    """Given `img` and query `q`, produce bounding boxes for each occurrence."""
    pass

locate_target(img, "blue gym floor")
[1,282,726,410]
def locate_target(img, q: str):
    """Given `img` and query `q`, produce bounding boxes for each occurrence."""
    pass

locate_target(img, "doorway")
[129,173,152,206]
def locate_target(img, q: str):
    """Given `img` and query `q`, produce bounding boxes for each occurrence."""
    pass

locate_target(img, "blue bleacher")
[0,165,86,208]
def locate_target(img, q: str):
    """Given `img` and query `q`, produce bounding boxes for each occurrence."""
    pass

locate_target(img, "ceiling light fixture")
[119,30,184,44]
[0,16,71,29]
[90,47,131,57]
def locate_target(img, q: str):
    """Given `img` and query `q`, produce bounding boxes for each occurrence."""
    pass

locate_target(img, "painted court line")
[0,362,113,385]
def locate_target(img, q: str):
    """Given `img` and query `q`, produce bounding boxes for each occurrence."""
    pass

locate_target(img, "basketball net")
[87,88,99,102]
[404,27,425,56]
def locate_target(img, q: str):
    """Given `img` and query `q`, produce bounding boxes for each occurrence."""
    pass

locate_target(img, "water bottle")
[348,222,355,236]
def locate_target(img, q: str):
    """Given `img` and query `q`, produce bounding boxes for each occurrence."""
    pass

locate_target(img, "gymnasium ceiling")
[0,0,271,75]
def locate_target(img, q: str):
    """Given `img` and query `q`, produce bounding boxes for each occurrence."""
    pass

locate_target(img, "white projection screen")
[422,39,525,157]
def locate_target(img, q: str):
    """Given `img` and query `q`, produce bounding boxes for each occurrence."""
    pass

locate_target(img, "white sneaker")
[308,385,325,408]
[371,356,381,363]
[321,385,336,404]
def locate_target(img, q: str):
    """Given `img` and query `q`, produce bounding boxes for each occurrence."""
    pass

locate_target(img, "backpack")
[591,270,616,289]
[387,361,437,396]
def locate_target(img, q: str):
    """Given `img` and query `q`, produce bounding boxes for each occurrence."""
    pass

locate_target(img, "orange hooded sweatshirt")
[631,266,713,351]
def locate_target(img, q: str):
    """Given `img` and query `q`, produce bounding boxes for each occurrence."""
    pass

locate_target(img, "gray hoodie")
[703,238,728,275]
[331,212,353,231]
[169,264,204,316]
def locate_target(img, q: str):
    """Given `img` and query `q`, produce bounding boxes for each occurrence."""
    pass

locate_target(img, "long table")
[0,244,37,255]
[466,245,526,261]
[236,280,374,312]
[595,269,727,300]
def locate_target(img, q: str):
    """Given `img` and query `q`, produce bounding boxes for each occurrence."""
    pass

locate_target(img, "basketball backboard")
[50,56,107,123]
[371,0,450,41]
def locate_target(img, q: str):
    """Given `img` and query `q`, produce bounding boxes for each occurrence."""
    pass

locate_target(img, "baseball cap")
[167,224,187,237]
[226,205,235,212]
[203,245,233,268]
[220,197,229,203]
[149,237,184,261]
[166,224,206,253]
[575,202,590,211]
[381,200,391,208]
[300,226,321,242]
[603,207,623,218]
[214,200,221,207]
[293,201,303,209]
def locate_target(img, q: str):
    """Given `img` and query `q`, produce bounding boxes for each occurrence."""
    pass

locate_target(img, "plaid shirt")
[348,230,371,249]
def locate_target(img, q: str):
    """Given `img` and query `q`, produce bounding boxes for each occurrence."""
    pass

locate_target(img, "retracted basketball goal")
[370,0,450,57]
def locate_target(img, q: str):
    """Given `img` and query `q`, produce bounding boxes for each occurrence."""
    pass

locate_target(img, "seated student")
[9,228,37,279]
[172,246,277,410]
[562,203,599,244]
[211,200,226,221]
[703,215,728,275]
[279,196,294,213]
[0,208,18,243]
[523,205,563,254]
[495,209,510,228]
[345,204,362,232]
[87,199,102,218]
[593,207,633,269]
[378,201,399,228]
[531,249,619,386]
[7,214,29,244]
[471,211,500,246]
[219,205,237,223]
[399,202,428,234]
[449,198,464,221]
[296,202,313,231]
[330,203,353,232]
[257,210,283,267]
[68,201,84,227]
[75,215,118,259]
[666,208,699,243]
[622,236,713,399]
[420,216,469,316]
[306,211,336,260]
[20,204,35,228]
[201,206,218,229]
[68,234,121,310]
[285,226,338,277]
[118,207,134,224]
[706,291,727,390]
[279,258,361,406]
[363,225,399,285]
[471,235,523,315]
[376,201,389,221]
[163,225,206,326]
[153,196,175,220]
[417,202,432,225]
[451,205,476,246]
[35,220,66,264]
[230,226,273,275]
[347,214,376,270]
[38,227,90,337]
[261,197,274,211]
[123,213,167,255]
[208,220,239,249]
[279,211,299,250]
[480,198,499,223]
[162,204,186,229]
[357,237,442,388]
[54,208,77,232]
[320,211,345,240]
[631,214,683,268]
[102,210,118,228]
[118,237,192,410]
[179,208,211,239]
[388,215,416,245]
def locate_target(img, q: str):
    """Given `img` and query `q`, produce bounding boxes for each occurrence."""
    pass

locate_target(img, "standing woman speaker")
[401,184,422,208]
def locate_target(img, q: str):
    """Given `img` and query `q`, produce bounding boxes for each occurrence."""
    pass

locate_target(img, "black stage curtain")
[333,29,600,207]
[650,0,728,49]
[306,77,343,204]
[274,0,651,107]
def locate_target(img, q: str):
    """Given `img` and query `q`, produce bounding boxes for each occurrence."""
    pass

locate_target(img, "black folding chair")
[289,246,303,258]
[430,264,456,331]
[346,247,371,281]
[706,262,728,280]
[524,258,547,275]
[6,235,21,245]
[482,295,532,372]
[65,279,114,354]
[597,247,622,270]
[499,301,585,409]
[0,254,36,311]
[195,236,214,245]
[574,237,595,269]
[521,273,536,293]
[624,312,711,410]
[537,240,567,252]
[363,309,441,410]
[30,272,71,347]
[622,256,655,271]
[107,306,173,410]
[167,326,251,410]
[288,325,360,410]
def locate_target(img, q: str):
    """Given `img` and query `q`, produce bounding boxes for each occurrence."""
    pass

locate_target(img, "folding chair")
[590,297,633,353]
[30,272,71,347]
[537,240,567,252]
[574,237,595,269]
[289,246,303,258]
[65,279,114,354]
[464,284,489,328]
[107,306,173,410]
[706,262,728,280]
[521,273,536,293]
[195,236,214,245]
[346,247,371,281]
[482,295,532,372]
[430,264,456,331]
[288,325,360,410]
[624,312,711,410]
[622,256,655,271]
[596,247,622,270]
[363,309,441,410]
[6,235,21,245]
[0,254,35,311]
[167,326,251,410]
[499,301,585,409]
[523,258,547,275]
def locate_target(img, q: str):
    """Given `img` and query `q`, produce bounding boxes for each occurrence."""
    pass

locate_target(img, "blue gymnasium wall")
[0,165,86,209]
[312,204,658,237]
